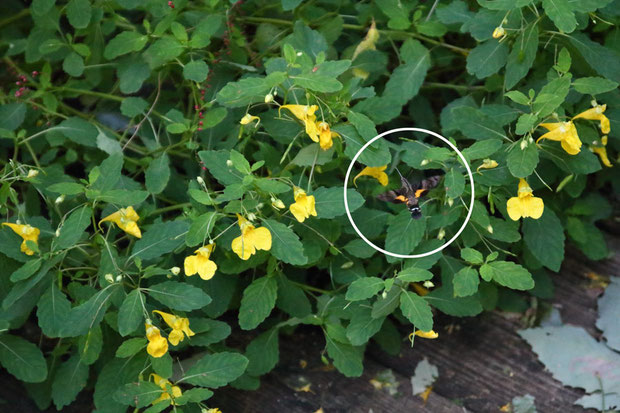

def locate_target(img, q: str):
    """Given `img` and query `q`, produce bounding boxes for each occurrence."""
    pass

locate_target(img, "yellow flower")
[205,409,222,413]
[572,104,610,134]
[537,121,581,155]
[100,206,142,238]
[184,244,217,280]
[240,113,260,126]
[153,310,195,346]
[353,165,389,186]
[231,214,272,260]
[506,178,544,221]
[2,223,40,255]
[408,330,439,342]
[591,135,612,167]
[476,159,498,173]
[352,21,379,79]
[145,323,168,358]
[289,187,317,223]
[316,121,340,150]
[150,374,182,405]
[280,105,320,143]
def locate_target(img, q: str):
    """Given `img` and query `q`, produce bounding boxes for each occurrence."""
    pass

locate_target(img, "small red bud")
[194,105,199,110]
[16,81,21,86]
[199,112,204,118]
[199,121,203,126]
[197,127,203,131]
[168,1,174,8]
[32,71,39,77]
[312,66,318,72]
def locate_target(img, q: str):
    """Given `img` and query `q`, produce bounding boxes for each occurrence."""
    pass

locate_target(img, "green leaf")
[382,40,430,104]
[282,0,303,10]
[566,218,608,260]
[36,283,71,337]
[397,268,434,282]
[505,24,539,89]
[424,286,483,316]
[114,382,162,408]
[51,355,88,409]
[346,306,385,346]
[148,281,211,311]
[63,52,84,77]
[371,285,401,318]
[10,259,42,282]
[201,107,228,129]
[507,143,539,178]
[523,208,565,271]
[0,103,27,131]
[573,77,620,95]
[190,320,232,346]
[143,37,184,68]
[238,277,277,330]
[64,286,119,336]
[345,277,385,301]
[462,139,503,160]
[183,60,209,82]
[480,261,534,290]
[325,333,363,377]
[444,168,465,198]
[216,72,286,107]
[385,210,426,258]
[466,40,509,79]
[532,75,571,117]
[569,33,620,83]
[262,219,307,265]
[130,220,189,261]
[118,60,150,94]
[66,0,91,29]
[461,248,484,265]
[293,74,343,93]
[0,334,48,383]
[542,0,577,33]
[120,97,148,118]
[229,149,251,174]
[56,206,92,250]
[118,289,145,336]
[292,143,334,166]
[145,154,170,194]
[48,182,84,195]
[313,186,364,219]
[96,189,149,206]
[400,291,433,331]
[246,329,279,376]
[515,113,538,135]
[78,325,102,365]
[104,31,148,60]
[182,352,249,388]
[185,212,218,247]
[57,117,98,147]
[198,150,243,185]
[453,267,480,297]
[116,338,148,358]
[32,0,56,15]
[476,0,534,9]
[450,106,507,141]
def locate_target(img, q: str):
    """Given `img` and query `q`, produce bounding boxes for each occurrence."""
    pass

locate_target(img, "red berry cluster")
[168,1,174,9]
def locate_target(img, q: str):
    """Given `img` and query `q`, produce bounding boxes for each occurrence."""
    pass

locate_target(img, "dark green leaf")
[0,334,48,383]
[480,261,534,290]
[56,206,92,250]
[400,291,433,331]
[523,208,565,271]
[118,289,145,336]
[182,352,249,388]
[262,219,307,265]
[145,154,170,194]
[313,186,364,219]
[466,40,509,79]
[130,220,189,261]
[238,276,277,330]
[148,281,211,311]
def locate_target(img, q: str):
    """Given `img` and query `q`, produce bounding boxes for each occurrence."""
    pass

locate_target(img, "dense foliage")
[1,0,619,411]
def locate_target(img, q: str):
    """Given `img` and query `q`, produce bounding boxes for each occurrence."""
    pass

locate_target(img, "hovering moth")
[377,169,442,219]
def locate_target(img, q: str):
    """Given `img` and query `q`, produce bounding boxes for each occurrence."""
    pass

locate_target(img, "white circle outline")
[343,127,475,259]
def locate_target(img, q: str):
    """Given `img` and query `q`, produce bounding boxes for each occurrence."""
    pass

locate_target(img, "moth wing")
[377,190,407,204]
[421,175,442,190]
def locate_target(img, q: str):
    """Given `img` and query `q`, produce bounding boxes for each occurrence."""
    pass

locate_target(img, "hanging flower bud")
[423,281,435,289]
[104,273,115,284]
[492,27,505,39]
[197,176,205,185]
[264,93,274,103]
[170,266,181,275]
[55,195,65,204]
[26,169,39,178]
[437,228,445,240]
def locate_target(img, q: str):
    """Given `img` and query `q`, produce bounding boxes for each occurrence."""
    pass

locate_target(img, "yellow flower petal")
[317,121,335,150]
[507,179,544,220]
[246,226,272,252]
[168,329,184,346]
[280,105,320,143]
[2,223,40,255]
[184,246,217,280]
[352,20,379,61]
[232,234,254,260]
[592,146,612,167]
[240,113,260,125]
[353,166,389,187]
[415,330,439,339]
[100,206,142,238]
[145,323,168,358]
[289,188,317,223]
[537,121,581,155]
[573,104,610,134]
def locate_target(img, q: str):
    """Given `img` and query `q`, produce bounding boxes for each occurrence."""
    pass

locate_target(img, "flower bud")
[447,198,454,207]
[271,197,285,210]
[226,159,233,167]
[264,93,274,103]
[340,261,354,269]
[55,195,65,204]
[423,281,435,289]
[492,27,505,39]
[487,225,494,234]
[170,266,180,275]
[104,273,114,284]
[26,169,39,178]
[247,212,256,221]
[381,290,388,299]
[115,275,123,282]
[520,139,528,150]
[256,202,264,210]
[296,51,302,56]
[55,228,61,237]
[437,228,445,240]
[420,159,430,166]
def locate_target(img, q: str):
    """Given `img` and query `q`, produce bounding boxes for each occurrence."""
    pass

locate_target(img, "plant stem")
[0,8,30,29]
[148,203,191,216]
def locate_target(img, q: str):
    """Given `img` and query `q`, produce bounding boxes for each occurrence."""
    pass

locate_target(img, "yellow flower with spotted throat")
[280,105,320,142]
[145,322,168,358]
[289,187,317,223]
[231,214,272,260]
[537,121,581,155]
[153,310,195,346]
[2,223,40,255]
[100,206,142,238]
[150,374,182,405]
[184,244,217,280]
[506,179,544,221]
